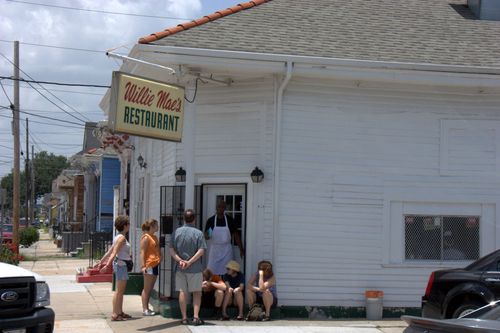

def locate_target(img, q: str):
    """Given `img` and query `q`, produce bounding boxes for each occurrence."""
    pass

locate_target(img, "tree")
[32,151,70,198]
[0,151,70,210]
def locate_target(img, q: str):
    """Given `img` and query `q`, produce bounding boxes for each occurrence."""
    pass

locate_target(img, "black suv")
[422,249,500,319]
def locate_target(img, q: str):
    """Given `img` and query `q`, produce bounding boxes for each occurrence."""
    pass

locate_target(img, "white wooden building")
[100,0,500,314]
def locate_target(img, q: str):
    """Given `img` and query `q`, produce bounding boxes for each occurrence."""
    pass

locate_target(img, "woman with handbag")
[140,218,161,316]
[100,215,132,321]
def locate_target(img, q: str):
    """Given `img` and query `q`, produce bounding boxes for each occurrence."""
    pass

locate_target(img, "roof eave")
[137,44,500,76]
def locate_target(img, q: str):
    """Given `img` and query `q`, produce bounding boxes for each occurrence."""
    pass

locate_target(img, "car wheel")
[452,301,485,318]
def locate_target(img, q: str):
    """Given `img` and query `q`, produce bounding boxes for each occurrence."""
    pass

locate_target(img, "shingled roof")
[140,0,500,68]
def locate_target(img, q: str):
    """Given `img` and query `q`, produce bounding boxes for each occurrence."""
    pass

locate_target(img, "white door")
[203,185,246,273]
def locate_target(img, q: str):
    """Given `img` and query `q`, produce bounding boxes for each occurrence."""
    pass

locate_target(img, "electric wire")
[0,113,85,129]
[0,53,91,123]
[5,0,194,20]
[0,39,105,54]
[0,80,13,105]
[1,81,106,96]
[0,76,110,88]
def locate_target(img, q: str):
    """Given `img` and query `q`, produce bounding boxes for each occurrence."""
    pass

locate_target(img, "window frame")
[383,199,495,267]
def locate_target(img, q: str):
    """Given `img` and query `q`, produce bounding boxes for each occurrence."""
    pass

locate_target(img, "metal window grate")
[404,215,480,261]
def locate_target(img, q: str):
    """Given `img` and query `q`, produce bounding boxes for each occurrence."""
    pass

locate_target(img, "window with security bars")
[404,215,479,261]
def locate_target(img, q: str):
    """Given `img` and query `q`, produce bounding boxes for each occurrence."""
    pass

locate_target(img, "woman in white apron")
[207,214,233,275]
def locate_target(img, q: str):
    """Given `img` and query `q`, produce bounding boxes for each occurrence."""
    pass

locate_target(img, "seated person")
[201,269,226,318]
[246,260,277,321]
[221,260,244,320]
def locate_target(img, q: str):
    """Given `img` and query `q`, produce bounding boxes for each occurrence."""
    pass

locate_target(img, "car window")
[466,250,500,271]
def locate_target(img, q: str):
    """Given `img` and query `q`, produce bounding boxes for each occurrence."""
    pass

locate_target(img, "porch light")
[250,167,264,183]
[175,167,186,182]
[137,154,147,169]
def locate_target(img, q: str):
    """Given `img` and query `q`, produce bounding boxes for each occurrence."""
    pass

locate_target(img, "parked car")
[422,249,500,319]
[1,223,13,243]
[404,300,500,332]
[0,262,54,332]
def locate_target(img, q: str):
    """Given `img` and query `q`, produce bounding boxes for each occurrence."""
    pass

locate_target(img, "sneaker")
[143,309,156,316]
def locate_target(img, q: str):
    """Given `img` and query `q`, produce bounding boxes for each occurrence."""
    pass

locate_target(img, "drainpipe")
[273,61,292,264]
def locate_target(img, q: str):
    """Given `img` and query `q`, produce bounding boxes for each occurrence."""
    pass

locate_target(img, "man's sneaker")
[143,309,156,316]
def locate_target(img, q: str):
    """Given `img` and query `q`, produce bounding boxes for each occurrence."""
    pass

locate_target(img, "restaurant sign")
[109,72,184,142]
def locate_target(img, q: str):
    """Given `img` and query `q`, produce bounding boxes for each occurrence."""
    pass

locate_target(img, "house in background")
[100,0,500,317]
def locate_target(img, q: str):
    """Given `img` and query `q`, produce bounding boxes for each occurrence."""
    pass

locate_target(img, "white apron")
[207,215,233,275]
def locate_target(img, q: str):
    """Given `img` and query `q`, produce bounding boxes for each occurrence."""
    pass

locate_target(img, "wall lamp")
[175,167,186,182]
[137,154,147,169]
[250,166,264,183]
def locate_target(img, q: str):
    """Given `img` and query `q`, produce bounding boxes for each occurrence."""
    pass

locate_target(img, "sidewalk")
[19,231,408,333]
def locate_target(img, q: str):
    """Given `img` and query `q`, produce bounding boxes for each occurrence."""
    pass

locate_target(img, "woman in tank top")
[101,215,131,321]
[140,218,161,316]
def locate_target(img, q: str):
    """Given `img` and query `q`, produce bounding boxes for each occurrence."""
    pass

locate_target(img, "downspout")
[273,61,293,263]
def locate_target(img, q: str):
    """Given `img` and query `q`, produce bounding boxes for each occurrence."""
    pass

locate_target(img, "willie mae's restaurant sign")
[109,72,184,142]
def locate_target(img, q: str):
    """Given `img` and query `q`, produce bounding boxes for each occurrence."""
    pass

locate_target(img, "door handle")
[485,278,500,282]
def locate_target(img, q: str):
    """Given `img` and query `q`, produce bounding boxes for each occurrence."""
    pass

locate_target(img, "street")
[17,231,408,333]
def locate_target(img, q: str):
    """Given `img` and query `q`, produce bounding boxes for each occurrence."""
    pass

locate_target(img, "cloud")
[0,0,234,178]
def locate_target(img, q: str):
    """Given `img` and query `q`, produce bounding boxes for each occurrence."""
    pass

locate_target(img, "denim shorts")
[113,261,129,281]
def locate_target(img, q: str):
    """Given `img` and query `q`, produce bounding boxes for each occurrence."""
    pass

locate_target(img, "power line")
[0,144,14,150]
[0,53,90,123]
[0,113,85,129]
[0,39,106,54]
[5,0,194,20]
[0,80,13,105]
[1,81,106,96]
[0,76,110,88]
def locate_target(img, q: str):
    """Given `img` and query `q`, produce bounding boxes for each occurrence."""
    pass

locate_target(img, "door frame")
[198,176,256,280]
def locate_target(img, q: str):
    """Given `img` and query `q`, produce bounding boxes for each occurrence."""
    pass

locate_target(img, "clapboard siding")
[276,77,500,307]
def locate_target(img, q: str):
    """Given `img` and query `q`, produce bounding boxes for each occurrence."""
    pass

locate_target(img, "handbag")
[124,260,133,272]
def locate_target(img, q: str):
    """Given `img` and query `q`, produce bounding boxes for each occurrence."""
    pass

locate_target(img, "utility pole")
[12,40,20,247]
[25,117,30,226]
[31,145,35,224]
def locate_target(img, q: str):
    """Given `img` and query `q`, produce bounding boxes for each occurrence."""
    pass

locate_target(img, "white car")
[0,262,54,333]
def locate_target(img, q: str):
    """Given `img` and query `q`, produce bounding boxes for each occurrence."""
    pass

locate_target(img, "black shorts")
[144,265,159,276]
[201,291,216,308]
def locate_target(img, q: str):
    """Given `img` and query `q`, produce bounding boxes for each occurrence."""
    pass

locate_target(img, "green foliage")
[0,243,23,265]
[19,227,39,247]
[0,151,70,209]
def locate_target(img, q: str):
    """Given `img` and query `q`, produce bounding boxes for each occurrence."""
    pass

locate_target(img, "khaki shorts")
[175,271,202,293]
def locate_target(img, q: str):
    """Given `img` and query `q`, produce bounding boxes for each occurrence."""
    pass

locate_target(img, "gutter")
[137,44,500,76]
[273,61,292,264]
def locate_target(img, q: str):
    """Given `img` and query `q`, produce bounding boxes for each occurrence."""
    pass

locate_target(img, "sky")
[0,0,239,180]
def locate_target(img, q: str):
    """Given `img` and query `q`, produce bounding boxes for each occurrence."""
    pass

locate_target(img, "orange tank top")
[141,233,161,268]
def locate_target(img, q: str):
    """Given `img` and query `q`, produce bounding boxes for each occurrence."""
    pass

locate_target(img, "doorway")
[202,184,246,273]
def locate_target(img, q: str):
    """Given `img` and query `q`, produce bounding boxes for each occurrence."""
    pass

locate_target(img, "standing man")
[204,201,244,275]
[169,209,206,326]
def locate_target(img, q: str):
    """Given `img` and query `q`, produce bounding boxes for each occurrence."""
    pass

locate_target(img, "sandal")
[262,315,271,321]
[192,317,205,326]
[220,315,230,321]
[111,314,126,321]
[120,312,132,319]
[235,315,244,321]
[180,318,189,325]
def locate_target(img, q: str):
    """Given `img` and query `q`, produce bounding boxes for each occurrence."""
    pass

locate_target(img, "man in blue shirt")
[169,209,207,325]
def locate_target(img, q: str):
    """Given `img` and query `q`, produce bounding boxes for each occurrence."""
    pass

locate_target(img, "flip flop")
[120,312,132,319]
[111,314,126,321]
[192,317,205,326]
